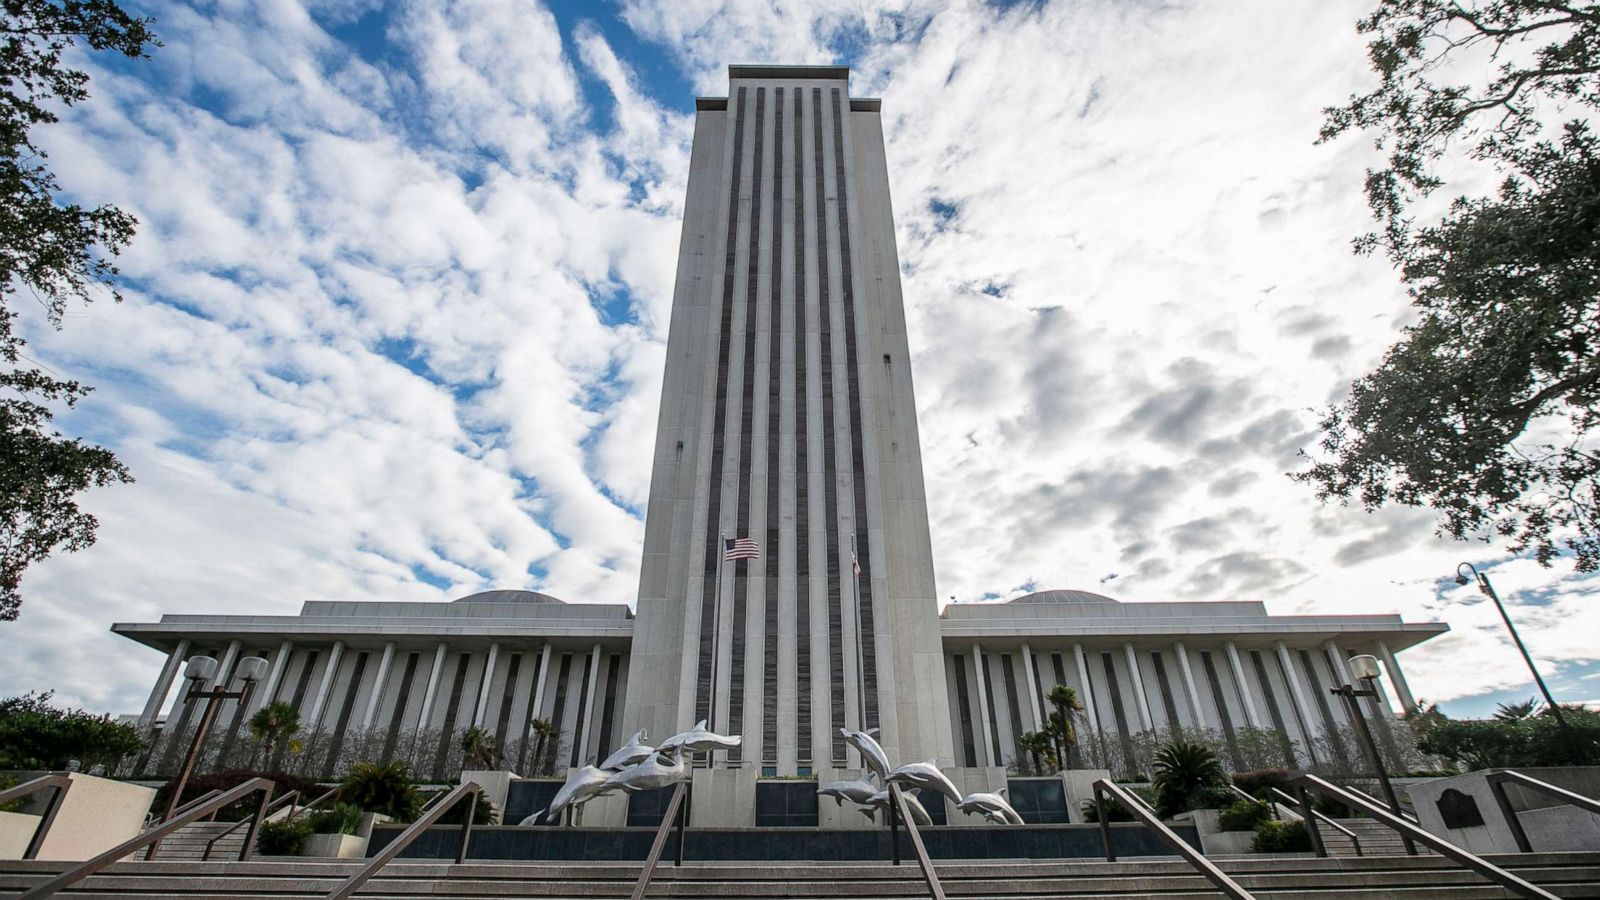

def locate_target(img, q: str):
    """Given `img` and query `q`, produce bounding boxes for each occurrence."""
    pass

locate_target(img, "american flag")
[851,549,861,577]
[724,537,760,561]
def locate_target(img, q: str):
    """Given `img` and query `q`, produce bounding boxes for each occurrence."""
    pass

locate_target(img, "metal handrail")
[323,781,480,900]
[0,774,71,860]
[18,777,274,900]
[887,784,945,900]
[167,787,225,821]
[1228,783,1292,821]
[1271,786,1360,856]
[1486,769,1600,854]
[200,781,340,858]
[1289,773,1557,900]
[629,781,691,900]
[1092,779,1255,900]
[1346,783,1418,822]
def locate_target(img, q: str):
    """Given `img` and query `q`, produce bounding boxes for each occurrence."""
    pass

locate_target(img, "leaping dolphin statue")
[885,759,964,806]
[956,788,1024,825]
[817,778,879,808]
[839,726,892,780]
[521,765,613,825]
[657,720,742,756]
[862,787,934,827]
[602,751,687,793]
[599,729,654,771]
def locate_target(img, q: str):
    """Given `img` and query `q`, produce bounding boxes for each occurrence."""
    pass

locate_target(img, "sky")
[5,0,1597,721]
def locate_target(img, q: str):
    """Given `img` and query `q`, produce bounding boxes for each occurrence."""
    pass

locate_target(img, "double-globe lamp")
[160,654,269,823]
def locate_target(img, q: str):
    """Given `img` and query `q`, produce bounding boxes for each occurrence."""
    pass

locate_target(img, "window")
[797,766,812,777]
[761,766,777,777]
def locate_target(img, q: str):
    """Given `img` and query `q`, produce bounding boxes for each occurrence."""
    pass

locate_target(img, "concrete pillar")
[213,640,242,689]
[1377,641,1417,713]
[1274,640,1318,762]
[1173,642,1207,728]
[1072,643,1102,738]
[1323,640,1353,684]
[970,644,996,766]
[256,640,293,712]
[1225,641,1264,728]
[139,639,190,727]
[1019,643,1044,729]
[414,642,449,735]
[528,643,553,724]
[471,642,500,727]
[361,642,397,729]
[577,644,603,765]
[1122,643,1153,731]
[304,641,345,731]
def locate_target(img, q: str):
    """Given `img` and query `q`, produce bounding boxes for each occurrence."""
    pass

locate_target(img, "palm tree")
[1495,698,1540,721]
[1017,731,1055,774]
[461,726,499,770]
[248,702,299,769]
[1151,739,1227,819]
[524,719,555,776]
[1047,684,1083,768]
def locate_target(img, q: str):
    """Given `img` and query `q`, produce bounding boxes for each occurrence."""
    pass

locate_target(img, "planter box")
[300,833,368,859]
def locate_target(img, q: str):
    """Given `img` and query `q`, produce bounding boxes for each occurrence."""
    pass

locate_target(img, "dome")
[1008,589,1120,605]
[452,589,565,605]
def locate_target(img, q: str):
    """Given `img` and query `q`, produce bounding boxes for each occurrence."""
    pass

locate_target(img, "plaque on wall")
[1437,788,1486,829]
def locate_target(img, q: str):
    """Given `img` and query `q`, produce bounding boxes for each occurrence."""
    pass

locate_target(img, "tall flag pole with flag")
[849,534,867,736]
[708,535,759,739]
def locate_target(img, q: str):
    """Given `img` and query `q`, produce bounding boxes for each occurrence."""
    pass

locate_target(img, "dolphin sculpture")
[885,759,964,806]
[956,789,1024,825]
[839,726,892,780]
[817,778,879,808]
[862,787,934,827]
[602,751,687,793]
[522,765,613,825]
[657,720,742,756]
[599,729,654,771]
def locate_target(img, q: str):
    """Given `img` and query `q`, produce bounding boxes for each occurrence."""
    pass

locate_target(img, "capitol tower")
[623,65,954,774]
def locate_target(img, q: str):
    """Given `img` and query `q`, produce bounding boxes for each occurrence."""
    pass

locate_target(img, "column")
[1274,640,1318,763]
[1323,640,1353,684]
[970,644,996,767]
[414,642,449,735]
[1377,641,1417,713]
[361,642,397,730]
[1174,642,1207,728]
[471,642,501,728]
[1122,643,1154,732]
[576,643,603,765]
[256,640,294,712]
[527,643,553,725]
[304,640,345,731]
[213,640,242,689]
[1224,641,1264,728]
[1072,643,1102,738]
[138,639,191,727]
[1019,643,1045,730]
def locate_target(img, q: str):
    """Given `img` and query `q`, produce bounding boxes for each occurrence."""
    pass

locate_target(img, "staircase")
[132,821,247,862]
[3,851,1599,898]
[1314,816,1438,858]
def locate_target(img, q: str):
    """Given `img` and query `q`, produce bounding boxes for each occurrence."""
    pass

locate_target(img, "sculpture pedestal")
[689,768,755,827]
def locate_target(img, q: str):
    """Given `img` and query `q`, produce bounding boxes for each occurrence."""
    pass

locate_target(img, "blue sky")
[4,0,1597,722]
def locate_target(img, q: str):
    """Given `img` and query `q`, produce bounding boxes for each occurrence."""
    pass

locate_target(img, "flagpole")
[709,531,726,744]
[850,534,867,734]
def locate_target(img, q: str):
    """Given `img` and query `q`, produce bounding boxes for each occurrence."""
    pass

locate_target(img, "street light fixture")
[1331,653,1416,855]
[160,655,269,823]
[1454,562,1573,735]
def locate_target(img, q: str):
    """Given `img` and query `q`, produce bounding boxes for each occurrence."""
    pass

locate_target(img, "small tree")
[1046,685,1083,768]
[0,691,143,769]
[248,702,299,770]
[339,760,421,821]
[1494,699,1540,721]
[1151,739,1229,818]
[1016,730,1056,774]
[524,719,556,777]
[461,726,499,770]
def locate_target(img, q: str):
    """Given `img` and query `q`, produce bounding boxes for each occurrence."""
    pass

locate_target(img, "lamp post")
[160,654,269,822]
[1454,563,1572,735]
[1331,654,1416,855]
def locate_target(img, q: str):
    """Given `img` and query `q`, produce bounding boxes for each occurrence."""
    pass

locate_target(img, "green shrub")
[256,817,313,856]
[339,761,421,822]
[1217,798,1271,832]
[152,770,321,822]
[1151,740,1229,818]
[1251,819,1312,853]
[1231,768,1295,800]
[1080,798,1135,823]
[0,692,144,770]
[304,802,362,836]
[1418,709,1600,769]
[435,790,497,826]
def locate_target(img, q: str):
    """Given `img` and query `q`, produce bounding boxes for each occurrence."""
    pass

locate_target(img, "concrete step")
[2,852,1597,899]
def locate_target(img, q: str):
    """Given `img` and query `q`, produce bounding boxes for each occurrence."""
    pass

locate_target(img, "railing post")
[673,783,688,867]
[22,781,68,861]
[1294,784,1326,858]
[1488,775,1533,854]
[888,791,902,866]
[456,786,478,864]
[1095,785,1115,862]
[237,784,274,861]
